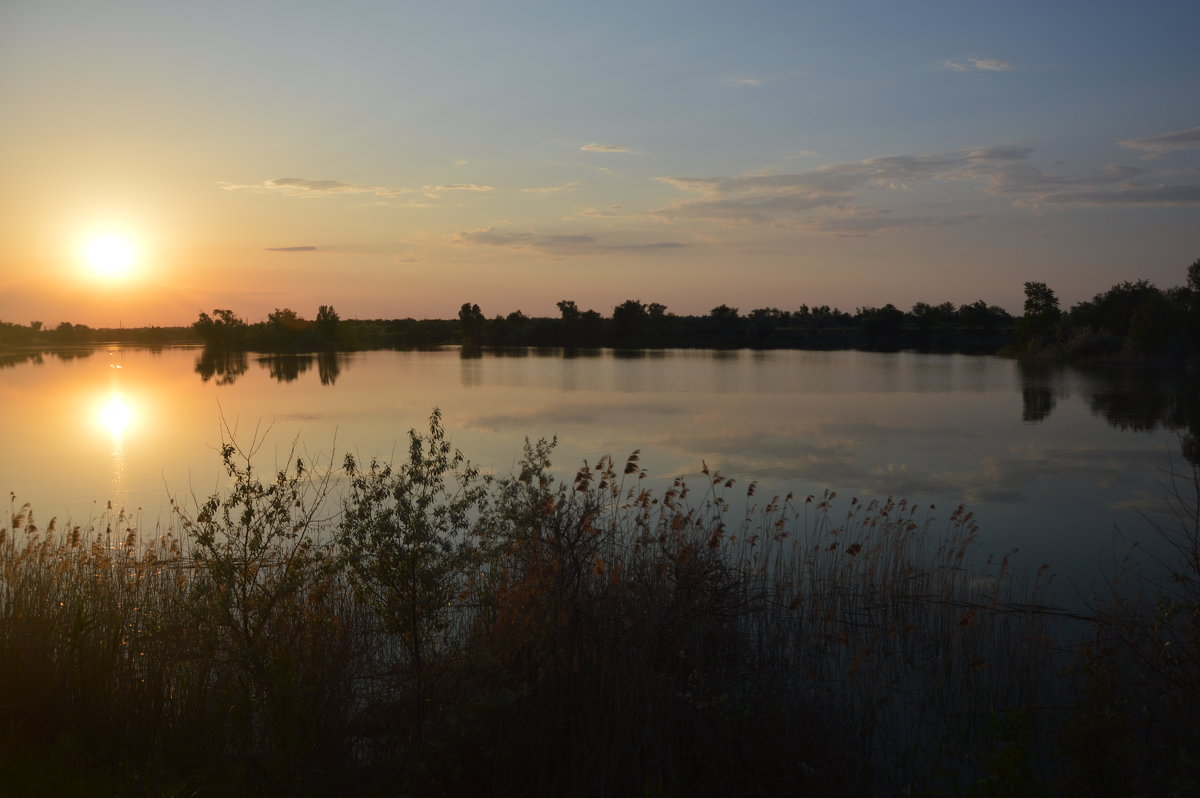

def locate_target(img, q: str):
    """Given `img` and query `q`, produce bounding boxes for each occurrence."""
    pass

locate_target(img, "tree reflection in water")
[316,351,346,386]
[194,348,247,385]
[1020,360,1200,464]
[258,354,312,383]
[195,348,348,386]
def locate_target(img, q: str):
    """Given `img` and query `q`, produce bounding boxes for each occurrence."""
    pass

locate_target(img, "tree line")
[191,306,459,352]
[457,298,1014,351]
[183,299,1014,353]
[1017,256,1200,359]
[0,320,191,349]
[3,255,1198,359]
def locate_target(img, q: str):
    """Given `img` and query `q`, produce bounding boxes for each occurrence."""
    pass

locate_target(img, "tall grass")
[1,412,1196,795]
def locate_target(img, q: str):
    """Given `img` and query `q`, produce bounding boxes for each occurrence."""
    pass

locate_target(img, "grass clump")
[2,411,1197,795]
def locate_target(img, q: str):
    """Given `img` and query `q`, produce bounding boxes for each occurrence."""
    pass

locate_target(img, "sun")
[83,234,137,279]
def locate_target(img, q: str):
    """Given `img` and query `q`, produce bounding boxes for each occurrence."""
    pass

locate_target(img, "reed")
[1,414,1195,795]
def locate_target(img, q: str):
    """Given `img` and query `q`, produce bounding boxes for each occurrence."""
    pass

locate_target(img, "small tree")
[315,305,340,349]
[193,309,246,349]
[458,303,485,347]
[611,299,648,348]
[338,409,490,678]
[1016,282,1061,351]
[1186,258,1200,350]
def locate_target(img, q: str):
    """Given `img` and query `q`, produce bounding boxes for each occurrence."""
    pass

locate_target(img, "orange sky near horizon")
[2,0,1198,329]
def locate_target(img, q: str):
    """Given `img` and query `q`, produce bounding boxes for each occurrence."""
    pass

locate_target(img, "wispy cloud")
[942,57,1016,73]
[218,177,409,198]
[970,57,1015,71]
[799,211,982,238]
[265,245,317,252]
[457,227,685,255]
[424,183,494,192]
[1119,125,1200,158]
[654,144,1191,225]
[1021,185,1200,206]
[580,143,633,153]
[457,228,534,247]
[220,177,495,200]
[519,181,582,194]
[577,204,626,217]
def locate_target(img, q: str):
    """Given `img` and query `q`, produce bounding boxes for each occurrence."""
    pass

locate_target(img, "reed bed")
[1,413,1197,796]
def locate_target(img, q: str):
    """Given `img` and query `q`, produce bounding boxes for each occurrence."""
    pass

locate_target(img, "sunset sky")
[2,0,1198,327]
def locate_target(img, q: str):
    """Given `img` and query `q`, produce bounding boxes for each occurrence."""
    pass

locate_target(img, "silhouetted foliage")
[17,254,1200,362]
[855,303,905,349]
[314,304,341,349]
[9,415,1200,795]
[1018,258,1200,360]
[0,321,39,348]
[193,309,247,350]
[611,299,649,348]
[1016,282,1061,351]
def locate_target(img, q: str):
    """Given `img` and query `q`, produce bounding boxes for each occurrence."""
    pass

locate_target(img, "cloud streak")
[424,183,494,192]
[457,227,686,255]
[653,143,1195,227]
[580,143,633,153]
[520,181,582,194]
[219,177,410,198]
[1022,185,1200,206]
[942,57,1016,72]
[1119,125,1200,157]
[265,246,317,252]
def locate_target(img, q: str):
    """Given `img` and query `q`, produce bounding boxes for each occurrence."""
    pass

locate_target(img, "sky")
[2,0,1198,327]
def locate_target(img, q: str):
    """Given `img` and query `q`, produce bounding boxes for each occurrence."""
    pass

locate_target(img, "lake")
[3,345,1196,601]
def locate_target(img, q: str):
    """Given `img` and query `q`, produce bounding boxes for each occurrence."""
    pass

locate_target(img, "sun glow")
[83,234,137,279]
[96,392,135,441]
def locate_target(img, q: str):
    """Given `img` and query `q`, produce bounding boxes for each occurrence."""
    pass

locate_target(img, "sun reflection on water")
[92,388,143,510]
[98,393,135,441]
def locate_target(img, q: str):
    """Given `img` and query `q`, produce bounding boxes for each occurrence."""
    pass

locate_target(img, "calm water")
[3,345,1196,597]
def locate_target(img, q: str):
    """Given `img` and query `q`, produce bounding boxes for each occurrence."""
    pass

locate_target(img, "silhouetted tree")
[193,309,246,350]
[315,305,341,349]
[458,303,485,347]
[646,302,671,346]
[1185,257,1200,351]
[0,321,39,348]
[1016,282,1061,351]
[579,309,604,347]
[705,305,742,347]
[746,308,784,348]
[856,304,905,348]
[264,308,310,350]
[611,300,648,348]
[557,300,581,346]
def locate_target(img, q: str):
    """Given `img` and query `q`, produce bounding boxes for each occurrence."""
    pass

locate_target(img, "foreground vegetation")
[2,413,1197,796]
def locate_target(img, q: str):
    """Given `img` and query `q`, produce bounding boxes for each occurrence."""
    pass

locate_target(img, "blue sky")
[2,0,1198,325]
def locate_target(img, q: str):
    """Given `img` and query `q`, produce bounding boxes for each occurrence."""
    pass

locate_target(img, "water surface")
[3,345,1195,597]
